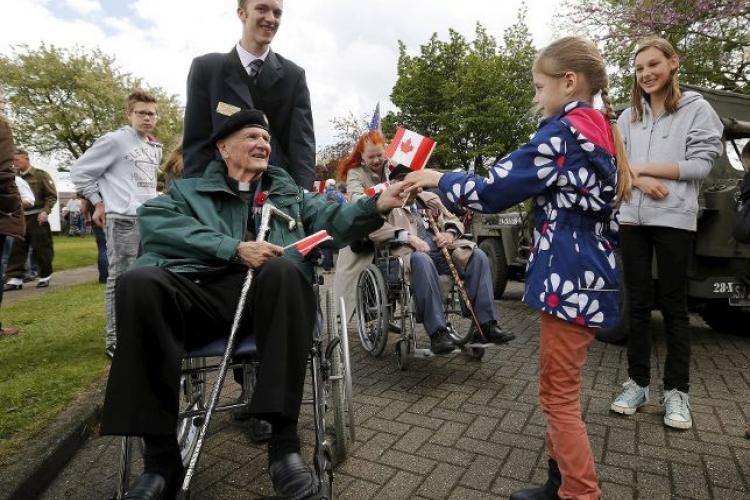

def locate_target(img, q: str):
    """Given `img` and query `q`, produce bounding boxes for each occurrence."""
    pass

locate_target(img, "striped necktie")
[247,59,263,82]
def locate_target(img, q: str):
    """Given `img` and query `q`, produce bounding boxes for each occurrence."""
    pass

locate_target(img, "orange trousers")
[539,312,600,500]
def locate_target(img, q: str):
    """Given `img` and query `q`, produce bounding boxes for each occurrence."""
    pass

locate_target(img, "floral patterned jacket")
[438,101,621,329]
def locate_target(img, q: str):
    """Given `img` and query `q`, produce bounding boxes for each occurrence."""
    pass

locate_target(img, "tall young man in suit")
[183,0,315,190]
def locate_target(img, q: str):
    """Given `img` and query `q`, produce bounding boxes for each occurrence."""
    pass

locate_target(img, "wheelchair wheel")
[115,364,204,498]
[356,264,389,356]
[177,359,206,467]
[325,292,355,461]
[444,289,473,347]
[467,346,485,361]
[395,339,411,371]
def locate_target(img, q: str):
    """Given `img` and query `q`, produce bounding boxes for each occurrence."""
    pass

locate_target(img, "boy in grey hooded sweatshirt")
[71,90,162,357]
[610,38,723,431]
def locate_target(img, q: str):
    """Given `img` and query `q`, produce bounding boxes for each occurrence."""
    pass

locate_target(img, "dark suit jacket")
[183,47,315,189]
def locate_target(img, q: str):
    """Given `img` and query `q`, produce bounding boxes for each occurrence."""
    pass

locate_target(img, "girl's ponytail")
[535,37,634,206]
[601,89,633,205]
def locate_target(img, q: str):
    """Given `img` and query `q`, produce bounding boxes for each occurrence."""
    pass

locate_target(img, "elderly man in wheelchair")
[367,165,515,356]
[101,110,406,500]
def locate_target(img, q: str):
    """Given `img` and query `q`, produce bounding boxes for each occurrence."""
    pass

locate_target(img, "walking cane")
[424,210,488,343]
[178,202,296,498]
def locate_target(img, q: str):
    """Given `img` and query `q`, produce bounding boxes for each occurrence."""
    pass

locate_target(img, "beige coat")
[369,191,476,279]
[332,165,384,321]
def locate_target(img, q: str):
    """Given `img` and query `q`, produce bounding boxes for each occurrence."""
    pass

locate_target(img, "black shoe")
[480,322,515,345]
[509,459,561,500]
[595,327,627,345]
[3,283,22,292]
[35,279,50,288]
[123,473,166,500]
[430,328,454,355]
[269,452,319,500]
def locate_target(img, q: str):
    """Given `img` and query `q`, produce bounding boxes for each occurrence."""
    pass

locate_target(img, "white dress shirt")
[236,42,270,75]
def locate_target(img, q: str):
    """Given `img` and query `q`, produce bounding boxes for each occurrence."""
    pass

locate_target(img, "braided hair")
[535,36,633,204]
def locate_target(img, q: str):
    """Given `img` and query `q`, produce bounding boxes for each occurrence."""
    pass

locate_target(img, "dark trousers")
[92,224,108,282]
[622,225,694,393]
[410,248,496,336]
[101,257,315,436]
[6,214,53,280]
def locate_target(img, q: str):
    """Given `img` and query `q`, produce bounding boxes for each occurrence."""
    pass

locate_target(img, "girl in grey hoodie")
[610,37,723,430]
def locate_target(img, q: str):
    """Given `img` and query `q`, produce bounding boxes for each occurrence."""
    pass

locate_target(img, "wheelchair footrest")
[413,348,461,358]
[465,342,492,349]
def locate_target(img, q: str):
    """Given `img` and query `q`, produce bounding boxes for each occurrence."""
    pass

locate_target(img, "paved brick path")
[40,281,750,499]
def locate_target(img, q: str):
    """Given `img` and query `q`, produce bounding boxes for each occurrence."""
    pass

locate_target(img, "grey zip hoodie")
[618,91,723,231]
[71,126,162,217]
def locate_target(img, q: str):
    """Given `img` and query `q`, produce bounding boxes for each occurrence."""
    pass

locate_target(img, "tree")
[560,0,750,99]
[385,9,537,174]
[316,112,369,179]
[0,44,183,167]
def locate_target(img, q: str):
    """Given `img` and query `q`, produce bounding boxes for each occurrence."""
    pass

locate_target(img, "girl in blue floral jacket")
[405,37,633,500]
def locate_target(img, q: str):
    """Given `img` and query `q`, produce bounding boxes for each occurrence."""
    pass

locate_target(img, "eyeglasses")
[133,111,158,118]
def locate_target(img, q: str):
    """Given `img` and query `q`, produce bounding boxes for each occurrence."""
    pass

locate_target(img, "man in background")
[183,0,314,189]
[3,148,56,291]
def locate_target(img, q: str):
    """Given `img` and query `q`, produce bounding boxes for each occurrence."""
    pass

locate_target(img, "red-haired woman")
[333,129,389,319]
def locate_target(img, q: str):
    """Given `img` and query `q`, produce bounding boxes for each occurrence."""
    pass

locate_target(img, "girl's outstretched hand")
[403,169,444,193]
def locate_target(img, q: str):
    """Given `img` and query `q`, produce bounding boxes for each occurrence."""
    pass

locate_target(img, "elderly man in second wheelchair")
[101,110,407,500]
[369,165,515,355]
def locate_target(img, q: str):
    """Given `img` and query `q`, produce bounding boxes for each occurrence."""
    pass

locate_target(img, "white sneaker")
[662,389,692,430]
[611,379,649,415]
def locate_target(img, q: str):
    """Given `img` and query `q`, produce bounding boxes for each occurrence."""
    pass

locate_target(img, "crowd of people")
[1,0,748,499]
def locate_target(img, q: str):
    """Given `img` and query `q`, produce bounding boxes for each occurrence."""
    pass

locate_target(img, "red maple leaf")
[400,138,414,153]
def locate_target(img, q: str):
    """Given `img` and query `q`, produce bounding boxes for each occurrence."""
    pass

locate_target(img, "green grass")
[52,234,100,272]
[0,280,107,465]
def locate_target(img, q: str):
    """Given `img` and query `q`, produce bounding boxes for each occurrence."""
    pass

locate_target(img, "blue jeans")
[92,225,108,282]
[104,216,140,350]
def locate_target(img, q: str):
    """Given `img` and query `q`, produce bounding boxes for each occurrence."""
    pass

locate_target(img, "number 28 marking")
[713,282,736,294]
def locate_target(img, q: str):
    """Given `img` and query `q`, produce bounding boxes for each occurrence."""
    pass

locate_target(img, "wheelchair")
[356,244,489,371]
[113,278,355,500]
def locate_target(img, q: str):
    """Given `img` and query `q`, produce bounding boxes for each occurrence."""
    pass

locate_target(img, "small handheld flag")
[364,181,391,197]
[284,230,333,257]
[384,127,436,171]
[368,102,381,131]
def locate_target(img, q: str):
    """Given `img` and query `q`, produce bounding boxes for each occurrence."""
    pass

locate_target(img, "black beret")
[388,164,412,181]
[211,109,270,144]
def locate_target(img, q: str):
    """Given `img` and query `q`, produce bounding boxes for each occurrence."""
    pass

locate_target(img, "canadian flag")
[285,230,333,257]
[312,180,326,193]
[384,127,436,171]
[365,181,391,197]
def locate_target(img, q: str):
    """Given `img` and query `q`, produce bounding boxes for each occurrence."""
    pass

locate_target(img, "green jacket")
[19,166,57,216]
[133,161,385,280]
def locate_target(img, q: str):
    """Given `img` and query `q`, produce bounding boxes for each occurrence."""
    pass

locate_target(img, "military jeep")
[468,208,531,299]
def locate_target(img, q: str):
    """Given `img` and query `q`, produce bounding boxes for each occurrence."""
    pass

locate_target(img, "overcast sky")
[1,0,560,150]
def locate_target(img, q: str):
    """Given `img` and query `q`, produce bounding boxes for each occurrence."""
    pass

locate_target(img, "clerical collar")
[236,41,270,68]
[226,176,260,195]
